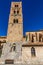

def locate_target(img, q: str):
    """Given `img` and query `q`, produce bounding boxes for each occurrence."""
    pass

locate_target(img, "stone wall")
[7,2,23,43]
[22,46,43,63]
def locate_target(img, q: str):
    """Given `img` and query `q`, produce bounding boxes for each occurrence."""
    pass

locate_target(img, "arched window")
[32,34,34,42]
[17,10,19,14]
[14,10,16,14]
[39,34,42,42]
[13,19,18,23]
[31,47,36,57]
[13,43,16,51]
[15,5,18,7]
[10,43,16,52]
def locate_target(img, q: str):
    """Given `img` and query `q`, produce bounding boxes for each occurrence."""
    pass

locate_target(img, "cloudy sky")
[0,0,43,36]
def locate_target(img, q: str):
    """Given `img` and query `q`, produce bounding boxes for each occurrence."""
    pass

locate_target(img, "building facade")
[0,1,43,64]
[22,31,43,63]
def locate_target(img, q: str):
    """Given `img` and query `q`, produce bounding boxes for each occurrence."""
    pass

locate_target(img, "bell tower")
[7,2,23,43]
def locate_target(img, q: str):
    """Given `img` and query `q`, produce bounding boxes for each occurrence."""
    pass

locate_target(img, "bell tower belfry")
[7,2,23,43]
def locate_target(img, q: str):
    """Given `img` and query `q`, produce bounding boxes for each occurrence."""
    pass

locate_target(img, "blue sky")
[0,0,43,36]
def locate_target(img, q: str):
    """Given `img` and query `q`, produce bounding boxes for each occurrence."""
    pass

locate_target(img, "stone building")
[22,31,43,63]
[7,2,23,43]
[0,1,43,64]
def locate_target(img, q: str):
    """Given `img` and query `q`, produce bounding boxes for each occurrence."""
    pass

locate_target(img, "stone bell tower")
[7,2,23,43]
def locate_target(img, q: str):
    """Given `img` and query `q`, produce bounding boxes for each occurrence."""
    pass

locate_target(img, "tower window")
[13,19,18,23]
[14,11,16,14]
[15,5,18,7]
[31,47,36,57]
[17,10,19,14]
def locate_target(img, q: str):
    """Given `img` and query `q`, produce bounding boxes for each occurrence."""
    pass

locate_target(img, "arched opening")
[10,43,16,52]
[31,47,36,57]
[31,34,34,42]
[39,34,43,42]
[13,19,18,23]
[13,43,16,51]
[15,5,18,7]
